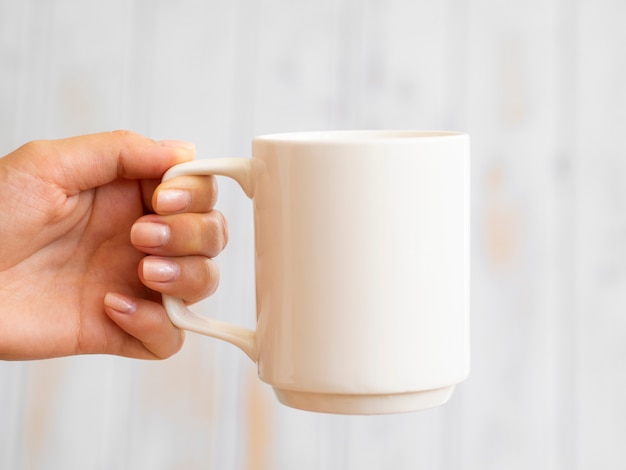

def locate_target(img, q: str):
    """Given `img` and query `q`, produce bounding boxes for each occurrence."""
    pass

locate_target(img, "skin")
[0,130,227,360]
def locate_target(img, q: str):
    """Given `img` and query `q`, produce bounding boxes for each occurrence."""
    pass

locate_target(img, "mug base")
[273,385,455,415]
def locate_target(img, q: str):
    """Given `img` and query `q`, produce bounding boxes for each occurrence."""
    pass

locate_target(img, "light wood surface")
[1,0,625,468]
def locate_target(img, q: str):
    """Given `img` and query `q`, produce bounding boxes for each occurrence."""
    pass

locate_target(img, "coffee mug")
[162,130,470,414]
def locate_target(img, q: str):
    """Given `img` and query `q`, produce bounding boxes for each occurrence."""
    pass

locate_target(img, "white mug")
[162,130,470,414]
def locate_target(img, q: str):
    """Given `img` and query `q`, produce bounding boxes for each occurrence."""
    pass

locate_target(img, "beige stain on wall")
[499,38,529,127]
[483,166,522,272]
[243,363,274,470]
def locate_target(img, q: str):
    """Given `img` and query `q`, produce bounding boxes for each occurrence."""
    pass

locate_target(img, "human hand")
[0,131,226,360]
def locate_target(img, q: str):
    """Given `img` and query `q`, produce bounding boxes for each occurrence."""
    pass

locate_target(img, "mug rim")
[254,130,467,144]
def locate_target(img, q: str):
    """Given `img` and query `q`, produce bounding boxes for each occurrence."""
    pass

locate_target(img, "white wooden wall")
[1,0,625,468]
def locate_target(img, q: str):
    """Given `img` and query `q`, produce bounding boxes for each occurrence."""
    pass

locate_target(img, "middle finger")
[131,210,228,258]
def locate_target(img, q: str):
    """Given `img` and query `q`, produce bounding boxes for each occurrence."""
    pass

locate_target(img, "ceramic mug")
[162,130,470,414]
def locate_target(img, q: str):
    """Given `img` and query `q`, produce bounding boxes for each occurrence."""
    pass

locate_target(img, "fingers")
[132,174,227,258]
[138,256,220,304]
[133,173,226,305]
[131,211,228,258]
[104,292,185,359]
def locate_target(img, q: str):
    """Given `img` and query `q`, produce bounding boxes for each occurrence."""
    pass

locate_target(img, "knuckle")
[203,259,220,297]
[203,211,228,256]
[19,139,48,157]
[111,129,136,138]
[182,258,219,302]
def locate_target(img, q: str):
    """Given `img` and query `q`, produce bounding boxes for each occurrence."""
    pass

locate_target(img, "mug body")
[251,131,470,414]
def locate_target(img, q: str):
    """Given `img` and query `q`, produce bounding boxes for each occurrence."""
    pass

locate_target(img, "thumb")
[14,130,196,194]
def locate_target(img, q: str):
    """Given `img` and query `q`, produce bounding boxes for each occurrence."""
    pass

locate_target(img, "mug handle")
[160,158,257,361]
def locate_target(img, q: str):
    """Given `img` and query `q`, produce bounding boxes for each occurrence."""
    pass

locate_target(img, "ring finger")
[139,255,220,304]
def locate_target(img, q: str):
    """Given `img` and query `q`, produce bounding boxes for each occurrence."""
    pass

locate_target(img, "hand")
[0,131,226,360]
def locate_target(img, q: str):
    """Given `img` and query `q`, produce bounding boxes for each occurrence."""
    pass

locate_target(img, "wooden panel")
[2,0,626,468]
[576,0,626,468]
[0,2,27,151]
[463,0,562,468]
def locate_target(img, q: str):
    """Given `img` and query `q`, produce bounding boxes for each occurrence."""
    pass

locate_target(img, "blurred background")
[1,0,625,468]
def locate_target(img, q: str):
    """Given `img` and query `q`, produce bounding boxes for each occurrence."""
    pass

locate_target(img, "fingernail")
[156,189,191,213]
[131,222,170,248]
[143,258,180,282]
[104,292,137,314]
[158,139,195,150]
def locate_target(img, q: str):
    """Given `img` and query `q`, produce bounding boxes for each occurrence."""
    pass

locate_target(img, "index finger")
[152,175,218,214]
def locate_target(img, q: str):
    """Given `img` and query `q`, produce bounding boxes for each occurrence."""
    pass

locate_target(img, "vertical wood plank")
[6,0,55,145]
[464,0,561,468]
[553,0,580,468]
[252,0,337,134]
[4,0,625,468]
[0,362,28,470]
[39,0,134,137]
[0,1,28,151]
[576,0,626,467]
[353,0,448,129]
